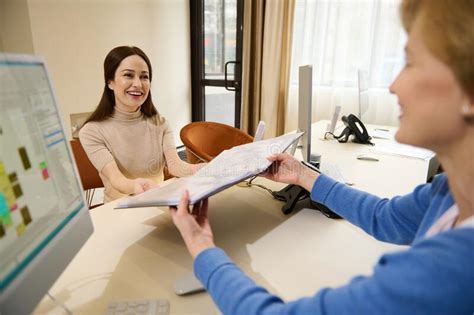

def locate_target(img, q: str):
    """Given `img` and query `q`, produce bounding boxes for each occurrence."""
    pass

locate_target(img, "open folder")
[115,132,303,208]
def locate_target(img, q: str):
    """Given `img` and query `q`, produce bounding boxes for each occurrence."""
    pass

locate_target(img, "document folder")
[116,132,303,208]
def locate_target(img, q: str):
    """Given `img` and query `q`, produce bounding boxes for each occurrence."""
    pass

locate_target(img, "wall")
[0,0,35,54]
[0,0,3,51]
[14,0,191,143]
[149,0,192,141]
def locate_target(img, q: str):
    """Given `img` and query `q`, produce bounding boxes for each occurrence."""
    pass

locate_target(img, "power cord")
[243,176,308,202]
[243,176,275,198]
[324,123,346,141]
[47,291,73,315]
[324,131,337,140]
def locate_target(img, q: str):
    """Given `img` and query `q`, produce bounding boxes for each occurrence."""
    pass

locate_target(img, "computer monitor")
[0,54,93,314]
[358,69,369,122]
[298,65,312,162]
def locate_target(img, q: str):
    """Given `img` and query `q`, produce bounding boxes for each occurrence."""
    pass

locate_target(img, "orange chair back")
[180,121,254,163]
[70,140,104,190]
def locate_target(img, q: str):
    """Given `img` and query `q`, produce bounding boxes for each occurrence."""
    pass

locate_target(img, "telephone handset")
[334,114,374,145]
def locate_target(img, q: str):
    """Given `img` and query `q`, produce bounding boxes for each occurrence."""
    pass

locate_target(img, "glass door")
[190,0,244,127]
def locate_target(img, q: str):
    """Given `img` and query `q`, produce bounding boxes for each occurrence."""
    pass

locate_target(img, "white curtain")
[285,0,406,133]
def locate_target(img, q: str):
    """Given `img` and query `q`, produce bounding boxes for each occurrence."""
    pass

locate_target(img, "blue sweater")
[194,174,474,314]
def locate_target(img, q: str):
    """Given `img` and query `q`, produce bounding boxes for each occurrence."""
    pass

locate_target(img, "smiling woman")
[79,46,205,203]
[108,55,151,113]
[168,1,474,314]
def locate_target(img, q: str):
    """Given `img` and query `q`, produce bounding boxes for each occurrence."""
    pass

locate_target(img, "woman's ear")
[107,80,114,90]
[461,101,474,120]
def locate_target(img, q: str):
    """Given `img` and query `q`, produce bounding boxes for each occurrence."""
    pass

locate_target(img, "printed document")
[116,132,303,208]
[370,140,435,160]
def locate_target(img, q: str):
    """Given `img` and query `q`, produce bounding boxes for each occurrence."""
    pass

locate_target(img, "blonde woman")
[170,0,474,314]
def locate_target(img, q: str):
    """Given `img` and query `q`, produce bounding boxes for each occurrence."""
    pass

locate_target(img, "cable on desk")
[243,176,309,202]
[325,122,347,141]
[47,291,73,315]
[324,131,337,140]
[243,175,275,198]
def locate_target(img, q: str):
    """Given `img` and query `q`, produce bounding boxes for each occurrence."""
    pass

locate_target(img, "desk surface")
[34,122,432,314]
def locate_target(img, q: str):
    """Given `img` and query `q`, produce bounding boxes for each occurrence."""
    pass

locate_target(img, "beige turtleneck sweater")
[79,107,175,203]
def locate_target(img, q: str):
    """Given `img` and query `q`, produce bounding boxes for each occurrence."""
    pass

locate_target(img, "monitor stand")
[273,185,341,219]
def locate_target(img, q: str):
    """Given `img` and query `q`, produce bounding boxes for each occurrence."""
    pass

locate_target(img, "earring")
[461,103,471,115]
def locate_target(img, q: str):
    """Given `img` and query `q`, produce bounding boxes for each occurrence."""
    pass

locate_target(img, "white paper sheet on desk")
[115,132,303,208]
[370,140,435,160]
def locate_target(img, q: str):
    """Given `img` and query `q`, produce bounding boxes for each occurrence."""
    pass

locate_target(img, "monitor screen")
[358,69,369,122]
[298,65,312,162]
[0,54,93,314]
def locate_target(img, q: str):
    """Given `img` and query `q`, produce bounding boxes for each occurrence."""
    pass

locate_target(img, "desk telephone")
[334,114,373,145]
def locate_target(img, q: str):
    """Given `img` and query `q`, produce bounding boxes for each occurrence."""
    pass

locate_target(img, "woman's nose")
[389,75,398,94]
[132,76,142,87]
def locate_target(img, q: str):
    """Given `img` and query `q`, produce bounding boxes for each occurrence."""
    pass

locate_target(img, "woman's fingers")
[177,190,190,215]
[201,198,209,215]
[267,154,284,162]
[192,198,207,216]
[196,199,208,224]
[266,154,278,162]
[191,200,201,216]
[172,192,209,227]
[267,153,292,162]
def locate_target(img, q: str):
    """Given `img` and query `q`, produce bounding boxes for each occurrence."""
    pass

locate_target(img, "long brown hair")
[85,46,158,123]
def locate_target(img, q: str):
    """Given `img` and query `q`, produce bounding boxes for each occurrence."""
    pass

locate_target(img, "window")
[288,0,406,127]
[190,0,244,127]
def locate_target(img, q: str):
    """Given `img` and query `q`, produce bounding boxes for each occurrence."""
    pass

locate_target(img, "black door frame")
[189,0,244,128]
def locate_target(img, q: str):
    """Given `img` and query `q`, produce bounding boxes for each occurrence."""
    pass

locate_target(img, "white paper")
[371,129,393,140]
[371,141,435,160]
[116,132,303,208]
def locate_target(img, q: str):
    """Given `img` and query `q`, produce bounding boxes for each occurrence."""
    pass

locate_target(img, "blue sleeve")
[195,230,474,315]
[194,248,325,314]
[320,228,474,314]
[310,174,433,244]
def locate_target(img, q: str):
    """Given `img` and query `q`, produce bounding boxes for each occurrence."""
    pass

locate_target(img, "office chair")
[180,121,254,163]
[70,140,104,209]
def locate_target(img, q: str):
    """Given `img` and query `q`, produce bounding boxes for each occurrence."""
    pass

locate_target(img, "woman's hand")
[263,153,319,191]
[193,162,208,173]
[263,153,303,185]
[164,148,207,177]
[132,178,158,195]
[102,161,158,195]
[169,190,215,259]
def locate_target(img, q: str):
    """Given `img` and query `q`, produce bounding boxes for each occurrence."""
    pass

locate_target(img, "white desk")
[34,121,433,314]
[310,121,436,197]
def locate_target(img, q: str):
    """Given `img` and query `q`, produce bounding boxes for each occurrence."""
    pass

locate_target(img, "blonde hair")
[400,0,474,99]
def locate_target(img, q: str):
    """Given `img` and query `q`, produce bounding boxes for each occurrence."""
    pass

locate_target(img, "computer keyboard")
[106,299,169,315]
